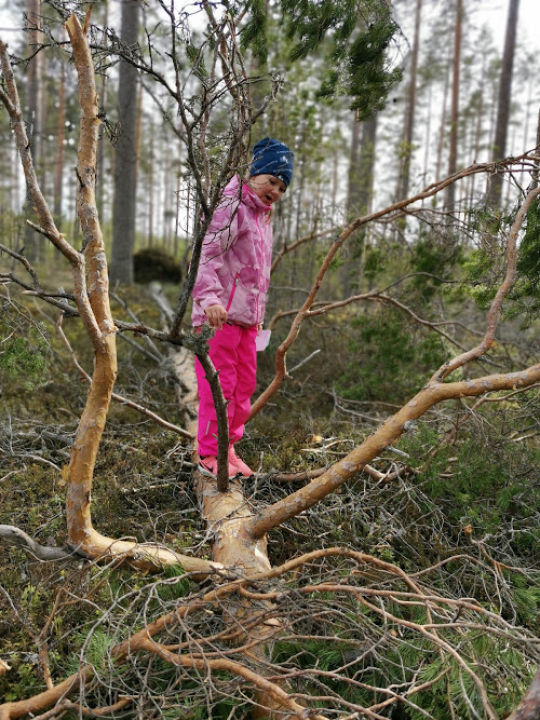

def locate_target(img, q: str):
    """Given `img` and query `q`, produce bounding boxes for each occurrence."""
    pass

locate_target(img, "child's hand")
[204,305,228,329]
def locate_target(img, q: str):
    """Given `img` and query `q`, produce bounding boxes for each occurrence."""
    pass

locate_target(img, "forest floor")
[2,278,540,718]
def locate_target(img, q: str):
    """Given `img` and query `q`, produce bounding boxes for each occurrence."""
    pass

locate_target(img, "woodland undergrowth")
[2,271,540,718]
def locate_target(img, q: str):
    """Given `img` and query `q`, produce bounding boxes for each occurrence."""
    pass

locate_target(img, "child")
[192,137,294,478]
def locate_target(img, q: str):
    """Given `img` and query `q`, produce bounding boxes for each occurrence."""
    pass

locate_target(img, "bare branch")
[0,525,74,561]
[55,316,194,440]
[248,182,540,539]
[194,350,230,492]
[433,185,540,381]
[0,42,80,267]
[251,154,537,421]
[268,290,471,355]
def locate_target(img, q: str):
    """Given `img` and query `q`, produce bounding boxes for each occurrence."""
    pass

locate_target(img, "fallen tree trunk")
[507,665,540,719]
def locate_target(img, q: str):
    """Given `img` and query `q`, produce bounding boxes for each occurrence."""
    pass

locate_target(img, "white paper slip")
[255,329,271,352]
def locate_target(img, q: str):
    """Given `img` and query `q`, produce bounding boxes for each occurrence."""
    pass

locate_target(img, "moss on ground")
[2,282,540,717]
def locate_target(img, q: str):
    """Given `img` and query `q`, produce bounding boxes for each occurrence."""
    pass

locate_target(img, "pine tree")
[445,0,463,212]
[23,0,42,260]
[487,0,520,209]
[110,0,141,285]
[396,0,422,202]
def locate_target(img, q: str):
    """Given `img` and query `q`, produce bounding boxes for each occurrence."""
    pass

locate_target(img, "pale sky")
[475,0,539,52]
[0,1,538,52]
[0,1,537,36]
[1,0,538,218]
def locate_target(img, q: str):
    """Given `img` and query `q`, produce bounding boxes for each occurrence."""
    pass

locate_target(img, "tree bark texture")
[487,0,520,208]
[96,2,109,219]
[343,115,378,296]
[347,114,361,216]
[110,0,141,285]
[397,0,422,202]
[53,59,66,219]
[184,180,540,719]
[64,13,119,557]
[23,0,42,260]
[445,0,462,211]
[357,116,378,216]
[1,20,214,575]
[192,440,292,717]
[62,12,213,574]
[3,7,540,717]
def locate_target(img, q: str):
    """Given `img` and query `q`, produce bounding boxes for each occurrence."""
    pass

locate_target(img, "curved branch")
[55,316,194,440]
[433,185,540,381]
[249,153,537,421]
[195,350,230,492]
[0,668,92,720]
[244,183,540,538]
[0,545,529,719]
[0,41,98,341]
[1,19,214,575]
[268,290,470,353]
[249,227,349,420]
[0,43,77,265]
[138,638,326,720]
[249,361,540,540]
[0,525,74,561]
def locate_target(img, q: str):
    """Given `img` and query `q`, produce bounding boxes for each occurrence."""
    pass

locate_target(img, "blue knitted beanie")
[250,137,294,188]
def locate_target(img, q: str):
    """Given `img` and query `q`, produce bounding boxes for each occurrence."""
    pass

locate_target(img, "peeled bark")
[3,7,540,717]
[62,13,213,574]
[96,2,109,219]
[192,446,292,717]
[186,185,540,720]
[0,21,214,576]
[63,12,120,556]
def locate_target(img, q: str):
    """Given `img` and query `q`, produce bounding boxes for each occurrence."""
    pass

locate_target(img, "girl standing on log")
[192,138,294,478]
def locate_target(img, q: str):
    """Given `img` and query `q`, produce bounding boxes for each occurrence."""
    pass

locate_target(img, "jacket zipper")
[226,273,240,312]
[254,215,264,325]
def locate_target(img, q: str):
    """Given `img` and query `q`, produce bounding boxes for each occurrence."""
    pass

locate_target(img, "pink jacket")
[192,175,274,328]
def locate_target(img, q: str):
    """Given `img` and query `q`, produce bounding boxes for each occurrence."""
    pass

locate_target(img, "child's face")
[248,174,287,205]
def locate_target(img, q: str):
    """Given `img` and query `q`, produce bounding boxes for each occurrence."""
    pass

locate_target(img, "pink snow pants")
[195,323,258,457]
